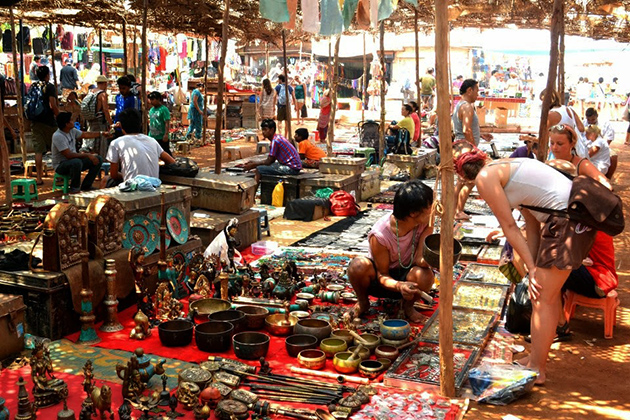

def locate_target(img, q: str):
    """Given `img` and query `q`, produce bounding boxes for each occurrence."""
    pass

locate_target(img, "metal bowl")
[423,233,462,269]
[353,333,381,353]
[297,349,326,370]
[377,358,392,370]
[347,346,370,361]
[294,319,332,343]
[359,360,384,379]
[233,332,271,360]
[319,338,348,359]
[381,337,409,347]
[341,292,357,304]
[158,320,194,347]
[238,306,269,330]
[265,313,298,336]
[290,311,311,320]
[375,345,400,361]
[295,292,315,304]
[333,351,361,374]
[285,334,318,358]
[331,329,354,346]
[209,310,247,333]
[326,284,345,292]
[195,321,234,353]
[380,319,411,341]
[189,298,232,323]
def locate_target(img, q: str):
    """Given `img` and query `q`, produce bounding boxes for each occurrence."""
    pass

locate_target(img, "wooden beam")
[9,8,26,165]
[435,0,455,398]
[133,28,137,77]
[282,29,292,144]
[415,9,421,110]
[50,24,58,92]
[202,35,209,148]
[379,20,386,162]
[558,4,565,105]
[215,0,230,174]
[326,36,341,156]
[362,32,367,122]
[99,29,103,75]
[141,0,148,133]
[537,0,563,161]
[122,20,128,76]
[0,95,10,206]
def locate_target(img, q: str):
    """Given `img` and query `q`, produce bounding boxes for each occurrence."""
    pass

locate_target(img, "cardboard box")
[0,294,25,360]
[477,107,486,126]
[495,108,508,128]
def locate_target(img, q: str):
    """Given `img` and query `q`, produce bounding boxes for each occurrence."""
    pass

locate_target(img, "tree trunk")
[122,20,128,76]
[362,33,367,122]
[202,36,209,148]
[50,24,58,92]
[379,21,386,162]
[9,8,26,165]
[558,6,565,105]
[282,29,292,145]
[141,0,149,133]
[326,36,341,156]
[215,0,231,174]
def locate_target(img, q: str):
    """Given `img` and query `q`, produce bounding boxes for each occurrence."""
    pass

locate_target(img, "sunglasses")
[549,124,574,141]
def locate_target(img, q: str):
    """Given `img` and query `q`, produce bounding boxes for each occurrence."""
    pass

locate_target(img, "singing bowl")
[294,319,332,343]
[158,319,194,347]
[359,360,385,379]
[290,311,311,320]
[195,321,234,353]
[233,332,271,360]
[381,337,409,347]
[380,319,411,341]
[238,306,269,330]
[189,298,232,323]
[341,292,357,303]
[377,358,392,370]
[297,349,326,370]
[265,314,298,336]
[330,329,354,346]
[285,334,318,358]
[295,292,315,304]
[423,233,462,269]
[319,338,348,359]
[374,345,400,361]
[333,351,361,374]
[347,346,370,361]
[326,284,345,292]
[209,310,247,334]
[353,333,381,353]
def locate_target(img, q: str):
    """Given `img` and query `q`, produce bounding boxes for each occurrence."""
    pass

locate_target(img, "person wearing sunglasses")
[540,88,588,158]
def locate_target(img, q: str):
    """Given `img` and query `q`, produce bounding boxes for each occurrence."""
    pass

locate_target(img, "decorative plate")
[147,211,171,250]
[122,215,158,255]
[166,207,189,244]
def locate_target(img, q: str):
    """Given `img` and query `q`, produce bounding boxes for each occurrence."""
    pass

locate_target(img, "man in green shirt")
[420,67,436,109]
[148,91,172,156]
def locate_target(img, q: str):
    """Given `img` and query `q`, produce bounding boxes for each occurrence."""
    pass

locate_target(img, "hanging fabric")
[342,0,359,29]
[378,0,398,21]
[301,0,320,33]
[404,0,417,5]
[356,0,371,29]
[320,0,343,36]
[370,0,379,28]
[260,0,290,23]
[283,0,298,29]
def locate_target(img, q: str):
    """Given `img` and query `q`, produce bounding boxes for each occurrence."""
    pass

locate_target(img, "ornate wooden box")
[86,195,125,257]
[43,203,83,271]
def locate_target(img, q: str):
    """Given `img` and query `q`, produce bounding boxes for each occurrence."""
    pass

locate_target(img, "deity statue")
[29,342,68,407]
[130,309,151,340]
[225,219,240,273]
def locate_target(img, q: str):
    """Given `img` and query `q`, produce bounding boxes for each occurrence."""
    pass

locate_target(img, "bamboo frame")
[282,29,292,144]
[202,35,209,148]
[214,0,230,174]
[122,20,128,76]
[326,36,340,156]
[49,23,58,92]
[362,33,367,122]
[415,9,421,109]
[558,4,565,104]
[0,96,10,206]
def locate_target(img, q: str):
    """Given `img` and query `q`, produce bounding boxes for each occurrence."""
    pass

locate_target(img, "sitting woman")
[584,124,611,176]
[457,152,596,385]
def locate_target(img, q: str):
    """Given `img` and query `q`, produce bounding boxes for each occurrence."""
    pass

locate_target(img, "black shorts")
[563,265,605,299]
[365,258,408,299]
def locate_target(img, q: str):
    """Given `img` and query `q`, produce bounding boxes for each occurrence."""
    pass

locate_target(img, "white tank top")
[551,105,576,128]
[498,159,572,223]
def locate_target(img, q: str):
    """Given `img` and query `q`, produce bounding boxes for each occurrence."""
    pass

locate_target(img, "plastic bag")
[203,230,242,265]
[174,87,186,106]
[272,181,284,207]
[314,187,334,199]
[469,362,538,405]
[505,276,531,335]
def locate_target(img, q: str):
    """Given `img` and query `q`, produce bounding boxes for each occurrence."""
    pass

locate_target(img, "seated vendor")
[389,104,415,138]
[242,119,302,183]
[347,180,435,322]
[295,128,326,168]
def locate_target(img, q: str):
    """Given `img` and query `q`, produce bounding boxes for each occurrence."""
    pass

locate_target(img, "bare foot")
[403,300,426,323]
[533,371,546,385]
[455,211,470,221]
[349,300,370,319]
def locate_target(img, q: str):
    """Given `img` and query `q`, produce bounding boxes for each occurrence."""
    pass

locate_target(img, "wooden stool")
[244,132,258,142]
[24,160,48,177]
[256,141,271,154]
[223,146,243,161]
[564,289,619,339]
[11,179,38,202]
[176,141,190,154]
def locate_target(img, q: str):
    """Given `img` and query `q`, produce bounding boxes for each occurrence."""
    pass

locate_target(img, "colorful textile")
[260,0,290,22]
[378,0,398,21]
[342,0,360,29]
[370,0,379,28]
[270,133,302,170]
[301,0,320,33]
[284,0,298,29]
[320,0,344,36]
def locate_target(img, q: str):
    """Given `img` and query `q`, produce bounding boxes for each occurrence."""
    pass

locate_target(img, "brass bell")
[57,398,76,420]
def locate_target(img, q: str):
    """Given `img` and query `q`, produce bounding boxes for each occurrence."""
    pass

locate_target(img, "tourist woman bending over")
[457,152,596,384]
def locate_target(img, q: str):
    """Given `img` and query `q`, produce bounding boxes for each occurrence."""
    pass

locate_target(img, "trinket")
[77,210,100,345]
[177,382,200,410]
[43,203,83,271]
[0,397,8,420]
[90,384,112,419]
[129,309,152,340]
[229,389,258,406]
[30,341,68,408]
[118,401,132,420]
[200,386,222,409]
[100,259,123,332]
[212,371,240,388]
[178,367,212,390]
[208,381,232,397]
[56,397,75,420]
[15,377,36,420]
[215,400,249,420]
[193,402,211,420]
[158,374,171,406]
[86,195,125,257]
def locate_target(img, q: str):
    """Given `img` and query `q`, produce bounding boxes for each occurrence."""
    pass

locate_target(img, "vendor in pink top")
[348,180,435,322]
[409,101,421,144]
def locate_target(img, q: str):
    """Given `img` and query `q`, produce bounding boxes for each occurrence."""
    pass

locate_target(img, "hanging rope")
[429,156,455,229]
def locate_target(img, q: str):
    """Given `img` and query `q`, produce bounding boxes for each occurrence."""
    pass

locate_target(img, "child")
[585,124,611,175]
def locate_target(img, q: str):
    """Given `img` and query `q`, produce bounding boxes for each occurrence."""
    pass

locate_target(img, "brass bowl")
[375,345,400,361]
[297,349,326,370]
[290,311,310,320]
[377,358,392,370]
[359,360,384,379]
[423,233,462,269]
[380,319,411,341]
[353,333,381,353]
[265,314,298,336]
[381,337,409,347]
[294,319,332,343]
[347,346,370,361]
[238,305,269,330]
[189,298,232,323]
[319,338,348,359]
[341,292,357,304]
[333,351,361,374]
[285,334,318,358]
[331,329,354,346]
[295,292,315,304]
[326,284,345,292]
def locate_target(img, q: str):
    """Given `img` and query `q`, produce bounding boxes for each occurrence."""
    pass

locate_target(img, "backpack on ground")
[159,157,199,178]
[24,82,45,121]
[81,90,103,121]
[329,190,359,217]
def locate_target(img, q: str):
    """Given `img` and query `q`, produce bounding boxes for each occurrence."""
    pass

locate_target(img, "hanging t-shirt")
[260,0,290,23]
[301,0,320,33]
[320,0,343,36]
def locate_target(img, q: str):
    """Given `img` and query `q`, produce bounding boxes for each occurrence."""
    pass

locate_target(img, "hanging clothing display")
[260,0,290,23]
[301,0,320,33]
[342,0,360,30]
[284,0,298,29]
[370,0,379,29]
[320,0,343,36]
[356,0,371,29]
[378,0,397,21]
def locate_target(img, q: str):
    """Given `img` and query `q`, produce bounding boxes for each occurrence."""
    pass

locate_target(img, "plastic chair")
[52,172,72,194]
[244,132,258,142]
[257,209,271,239]
[11,179,38,202]
[564,289,619,339]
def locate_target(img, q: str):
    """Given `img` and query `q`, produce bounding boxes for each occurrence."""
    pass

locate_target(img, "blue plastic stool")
[257,209,271,239]
[11,179,38,202]
[52,172,71,194]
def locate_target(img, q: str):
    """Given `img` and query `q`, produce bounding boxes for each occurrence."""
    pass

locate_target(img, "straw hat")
[96,75,108,83]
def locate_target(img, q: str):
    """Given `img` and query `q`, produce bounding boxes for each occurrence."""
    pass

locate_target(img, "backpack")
[505,278,532,335]
[24,82,46,121]
[329,190,359,217]
[277,84,290,106]
[159,157,199,178]
[393,128,412,155]
[81,90,103,121]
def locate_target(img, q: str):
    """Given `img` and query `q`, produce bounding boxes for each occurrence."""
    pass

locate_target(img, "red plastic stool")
[564,289,619,339]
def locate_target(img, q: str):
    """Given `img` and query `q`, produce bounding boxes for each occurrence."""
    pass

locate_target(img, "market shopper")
[51,112,104,193]
[114,76,142,137]
[29,55,40,82]
[584,107,617,178]
[275,74,297,138]
[106,109,175,184]
[584,125,611,175]
[60,58,79,99]
[241,119,302,184]
[420,68,436,109]
[148,91,172,156]
[187,83,204,140]
[294,76,307,125]
[259,79,277,121]
[31,65,60,185]
[389,104,415,139]
[409,101,421,145]
[317,89,332,143]
[295,128,325,168]
[347,180,435,323]
[541,89,587,157]
[82,75,114,156]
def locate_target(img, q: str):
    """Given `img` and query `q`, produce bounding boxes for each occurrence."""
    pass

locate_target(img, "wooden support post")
[558,5,565,105]
[282,29,292,144]
[0,96,10,205]
[265,42,270,77]
[434,0,455,398]
[122,20,128,76]
[326,36,341,156]
[328,41,332,85]
[215,0,231,174]
[49,24,58,92]
[537,0,563,162]
[141,0,148,133]
[133,28,137,77]
[379,21,386,162]
[18,19,24,90]
[415,9,421,108]
[99,29,103,75]
[9,8,26,165]
[202,35,209,148]
[362,33,367,121]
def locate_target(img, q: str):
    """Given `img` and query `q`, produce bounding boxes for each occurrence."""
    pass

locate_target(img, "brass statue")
[90,384,112,419]
[130,309,151,340]
[81,360,94,396]
[115,355,145,400]
[29,342,68,408]
[177,382,200,410]
[193,273,212,298]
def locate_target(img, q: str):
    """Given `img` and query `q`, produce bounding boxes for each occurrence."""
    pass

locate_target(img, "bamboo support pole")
[133,28,137,76]
[282,29,292,144]
[265,42,270,77]
[9,8,26,165]
[326,36,340,156]
[558,6,565,104]
[537,0,563,161]
[435,0,455,397]
[0,97,10,205]
[202,35,209,148]
[49,24,58,91]
[415,9,421,108]
[18,20,24,90]
[141,0,148,133]
[362,33,367,121]
[215,0,230,174]
[379,21,386,162]
[122,20,128,76]
[99,29,103,75]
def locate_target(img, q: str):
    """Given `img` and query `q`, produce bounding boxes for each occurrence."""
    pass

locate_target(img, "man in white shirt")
[584,107,616,178]
[52,112,105,193]
[106,108,175,184]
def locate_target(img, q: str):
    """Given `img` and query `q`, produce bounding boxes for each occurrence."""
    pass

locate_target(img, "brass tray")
[453,282,508,312]
[460,263,511,286]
